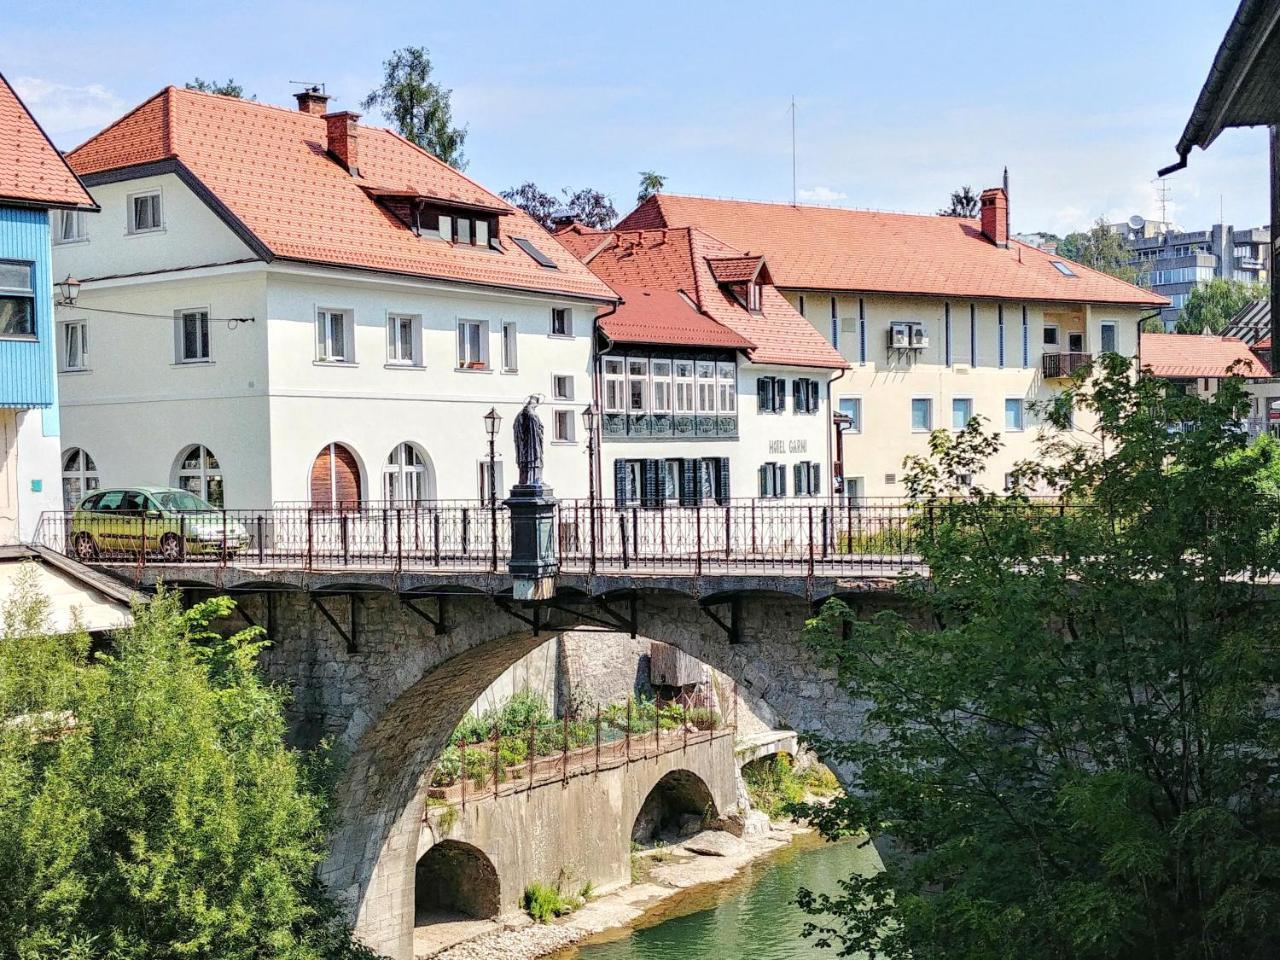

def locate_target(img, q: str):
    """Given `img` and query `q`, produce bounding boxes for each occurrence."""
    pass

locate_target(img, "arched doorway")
[61,447,99,508]
[173,444,224,506]
[383,442,433,503]
[631,769,717,845]
[310,442,362,509]
[414,840,499,922]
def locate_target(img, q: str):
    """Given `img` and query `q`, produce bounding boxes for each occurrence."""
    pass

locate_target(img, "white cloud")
[797,185,848,203]
[11,77,126,141]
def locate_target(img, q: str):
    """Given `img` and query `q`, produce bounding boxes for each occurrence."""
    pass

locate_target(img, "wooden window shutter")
[773,378,786,413]
[716,457,730,505]
[614,459,628,507]
[776,463,787,497]
[757,377,770,412]
[794,462,803,494]
[810,462,821,495]
[758,464,768,497]
[680,459,698,507]
[642,459,659,508]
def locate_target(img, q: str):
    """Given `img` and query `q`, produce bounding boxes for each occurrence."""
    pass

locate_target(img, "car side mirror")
[145,509,162,520]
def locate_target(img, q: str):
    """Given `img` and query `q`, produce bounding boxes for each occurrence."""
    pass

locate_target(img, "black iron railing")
[1042,351,1092,378]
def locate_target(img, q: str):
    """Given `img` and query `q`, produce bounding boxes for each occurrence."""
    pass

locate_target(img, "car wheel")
[73,533,98,562]
[159,532,184,563]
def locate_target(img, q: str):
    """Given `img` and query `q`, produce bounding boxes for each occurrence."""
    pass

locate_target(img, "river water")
[555,833,881,960]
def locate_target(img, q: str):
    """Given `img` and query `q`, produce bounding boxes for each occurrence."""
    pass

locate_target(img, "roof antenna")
[288,80,327,95]
[790,96,797,207]
[1003,166,1010,239]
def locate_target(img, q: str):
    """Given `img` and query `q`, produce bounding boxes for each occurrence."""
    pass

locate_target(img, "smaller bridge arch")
[414,840,499,922]
[631,769,718,845]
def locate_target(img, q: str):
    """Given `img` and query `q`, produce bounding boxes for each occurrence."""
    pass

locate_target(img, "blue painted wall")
[0,205,55,409]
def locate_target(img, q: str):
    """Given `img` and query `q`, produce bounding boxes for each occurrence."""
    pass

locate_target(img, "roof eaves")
[0,69,98,210]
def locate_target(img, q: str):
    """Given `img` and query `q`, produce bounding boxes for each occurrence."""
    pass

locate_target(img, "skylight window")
[1050,260,1077,277]
[512,236,558,269]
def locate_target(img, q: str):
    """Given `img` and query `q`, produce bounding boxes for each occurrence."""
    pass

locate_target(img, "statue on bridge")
[513,396,544,488]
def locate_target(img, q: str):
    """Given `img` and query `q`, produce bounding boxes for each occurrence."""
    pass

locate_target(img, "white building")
[54,86,617,510]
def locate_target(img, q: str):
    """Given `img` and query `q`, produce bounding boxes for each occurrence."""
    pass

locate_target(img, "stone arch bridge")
[97,562,909,960]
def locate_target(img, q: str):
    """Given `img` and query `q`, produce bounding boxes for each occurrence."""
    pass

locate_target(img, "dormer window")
[747,282,762,312]
[414,204,501,251]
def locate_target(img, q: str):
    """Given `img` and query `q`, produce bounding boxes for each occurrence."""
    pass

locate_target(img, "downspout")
[826,365,848,510]
[1136,308,1162,368]
[591,300,620,504]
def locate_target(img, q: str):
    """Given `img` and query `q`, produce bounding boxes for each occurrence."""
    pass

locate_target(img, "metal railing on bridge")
[31,497,1086,578]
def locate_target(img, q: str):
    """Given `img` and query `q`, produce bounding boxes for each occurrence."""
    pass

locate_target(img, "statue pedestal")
[505,483,558,601]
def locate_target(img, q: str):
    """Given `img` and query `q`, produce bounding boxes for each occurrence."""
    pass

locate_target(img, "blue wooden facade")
[0,204,56,412]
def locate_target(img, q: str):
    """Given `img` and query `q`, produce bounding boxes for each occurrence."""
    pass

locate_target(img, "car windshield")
[151,490,216,512]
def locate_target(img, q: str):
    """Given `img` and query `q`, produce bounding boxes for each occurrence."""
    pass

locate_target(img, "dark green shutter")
[757,377,769,412]
[794,463,803,494]
[680,459,698,506]
[810,462,821,495]
[656,460,669,505]
[758,464,768,496]
[716,458,730,505]
[642,459,658,508]
[808,380,820,413]
[792,379,802,413]
[776,464,787,497]
[614,459,627,507]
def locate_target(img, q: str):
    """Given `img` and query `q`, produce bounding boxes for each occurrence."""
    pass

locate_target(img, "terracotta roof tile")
[602,284,754,349]
[0,72,95,209]
[619,194,1168,308]
[1140,332,1267,378]
[67,87,614,301]
[705,256,764,284]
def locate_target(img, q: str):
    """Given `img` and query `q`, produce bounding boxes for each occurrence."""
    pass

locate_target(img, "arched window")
[174,445,224,506]
[310,442,362,508]
[61,447,99,508]
[383,442,430,503]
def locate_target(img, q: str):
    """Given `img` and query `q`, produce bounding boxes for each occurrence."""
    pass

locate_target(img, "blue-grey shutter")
[1021,305,1029,368]
[944,302,952,366]
[776,464,787,497]
[642,459,658,508]
[715,458,730,505]
[858,298,867,366]
[655,459,668,505]
[758,464,768,496]
[793,379,803,413]
[810,462,821,495]
[997,305,1005,368]
[808,379,819,413]
[970,304,977,365]
[614,459,627,507]
[793,463,803,494]
[757,377,769,412]
[680,459,698,506]
[774,378,786,413]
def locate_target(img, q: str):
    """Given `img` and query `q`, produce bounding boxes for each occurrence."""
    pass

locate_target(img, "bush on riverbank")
[743,754,839,819]
[522,877,586,923]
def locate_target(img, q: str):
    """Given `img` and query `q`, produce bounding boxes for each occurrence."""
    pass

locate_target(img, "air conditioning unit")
[889,323,910,348]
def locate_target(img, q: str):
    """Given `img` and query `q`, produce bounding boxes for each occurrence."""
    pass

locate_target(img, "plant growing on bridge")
[798,356,1280,960]
[0,579,376,960]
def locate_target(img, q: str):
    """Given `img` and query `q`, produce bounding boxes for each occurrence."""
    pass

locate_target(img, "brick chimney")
[324,111,360,176]
[980,187,1008,248]
[294,86,330,116]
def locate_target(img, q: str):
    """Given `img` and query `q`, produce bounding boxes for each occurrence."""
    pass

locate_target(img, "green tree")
[0,580,374,959]
[185,78,251,98]
[1174,276,1269,334]
[1054,218,1140,284]
[362,47,467,169]
[798,359,1280,960]
[637,170,666,205]
[500,183,617,230]
[937,185,979,218]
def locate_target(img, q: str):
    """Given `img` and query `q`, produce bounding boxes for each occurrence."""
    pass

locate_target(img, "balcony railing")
[1042,351,1092,378]
[602,412,737,440]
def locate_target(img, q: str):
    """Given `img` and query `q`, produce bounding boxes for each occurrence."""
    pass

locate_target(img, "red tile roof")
[706,256,765,284]
[0,72,95,209]
[67,87,614,300]
[1141,332,1267,378]
[557,224,847,368]
[602,284,755,350]
[618,194,1168,308]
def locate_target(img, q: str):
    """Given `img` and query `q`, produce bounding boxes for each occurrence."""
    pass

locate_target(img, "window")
[387,314,419,365]
[384,443,429,502]
[838,397,862,432]
[478,458,504,505]
[911,398,933,432]
[1068,331,1085,353]
[797,295,806,316]
[501,322,518,372]
[53,210,87,244]
[696,360,716,414]
[175,444,223,506]
[1050,260,1076,277]
[830,297,839,348]
[674,360,695,414]
[554,409,576,442]
[759,462,787,498]
[757,376,786,413]
[61,447,99,508]
[552,374,574,401]
[316,309,353,362]
[843,475,864,502]
[1043,324,1059,347]
[0,262,35,337]
[717,361,736,414]
[747,282,762,312]
[617,459,643,505]
[651,360,672,414]
[1005,398,1025,431]
[129,190,162,233]
[793,378,820,415]
[512,236,557,267]
[430,211,499,249]
[1100,322,1117,354]
[952,397,973,430]
[628,358,649,412]
[457,319,487,369]
[551,307,573,337]
[604,358,625,413]
[60,320,88,371]
[793,461,822,496]
[663,460,680,503]
[176,309,210,362]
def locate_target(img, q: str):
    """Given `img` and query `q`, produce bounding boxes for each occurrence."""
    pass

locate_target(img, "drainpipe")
[591,300,620,504]
[826,365,848,510]
[1136,309,1162,368]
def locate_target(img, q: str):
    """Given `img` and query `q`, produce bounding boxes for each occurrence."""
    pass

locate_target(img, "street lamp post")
[581,404,598,571]
[484,407,502,571]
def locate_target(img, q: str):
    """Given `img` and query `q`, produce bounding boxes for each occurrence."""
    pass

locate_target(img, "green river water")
[555,834,881,960]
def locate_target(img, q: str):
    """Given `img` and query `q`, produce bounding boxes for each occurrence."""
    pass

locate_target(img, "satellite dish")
[1127,214,1146,231]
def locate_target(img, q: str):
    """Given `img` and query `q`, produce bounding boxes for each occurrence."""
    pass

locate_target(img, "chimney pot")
[323,111,361,176]
[294,86,331,116]
[980,187,1008,248]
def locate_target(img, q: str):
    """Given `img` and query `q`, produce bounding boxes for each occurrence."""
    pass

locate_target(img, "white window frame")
[716,361,736,414]
[662,459,681,503]
[603,358,625,413]
[951,396,974,431]
[674,360,695,414]
[384,442,429,502]
[843,475,864,503]
[550,307,573,338]
[53,209,88,245]
[174,307,211,364]
[174,444,224,506]
[553,408,576,443]
[651,359,673,414]
[839,396,862,433]
[478,458,504,505]
[386,313,421,366]
[316,308,354,363]
[1099,321,1118,354]
[1043,323,1059,349]
[696,360,716,414]
[627,358,649,413]
[911,397,933,433]
[457,319,489,370]
[59,319,88,372]
[61,447,100,509]
[1004,397,1025,432]
[501,321,518,372]
[552,373,575,402]
[127,189,163,234]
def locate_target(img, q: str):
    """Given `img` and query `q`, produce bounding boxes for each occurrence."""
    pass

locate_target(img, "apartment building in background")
[617,188,1168,498]
[54,86,616,510]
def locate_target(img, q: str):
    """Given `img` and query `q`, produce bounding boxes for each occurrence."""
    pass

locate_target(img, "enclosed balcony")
[1042,352,1092,379]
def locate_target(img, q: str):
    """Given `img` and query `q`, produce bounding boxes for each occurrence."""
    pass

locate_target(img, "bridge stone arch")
[178,579,903,959]
[630,768,719,844]
[414,839,499,921]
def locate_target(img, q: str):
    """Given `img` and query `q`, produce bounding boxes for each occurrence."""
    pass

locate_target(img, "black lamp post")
[581,403,598,504]
[484,406,502,570]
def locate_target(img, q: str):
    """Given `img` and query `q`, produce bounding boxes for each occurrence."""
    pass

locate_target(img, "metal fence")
[31,497,1088,577]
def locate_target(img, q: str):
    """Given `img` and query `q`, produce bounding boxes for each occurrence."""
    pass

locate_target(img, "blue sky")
[2,0,1265,235]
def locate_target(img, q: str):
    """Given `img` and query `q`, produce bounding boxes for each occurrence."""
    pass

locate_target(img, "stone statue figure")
[513,396,544,487]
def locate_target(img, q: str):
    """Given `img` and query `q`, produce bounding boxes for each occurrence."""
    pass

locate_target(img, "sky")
[2,0,1267,236]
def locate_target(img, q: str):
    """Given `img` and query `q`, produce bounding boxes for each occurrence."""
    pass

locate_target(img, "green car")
[69,486,250,562]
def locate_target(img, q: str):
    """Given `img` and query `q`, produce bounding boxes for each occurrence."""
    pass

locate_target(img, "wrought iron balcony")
[1042,351,1092,379]
[602,412,738,440]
